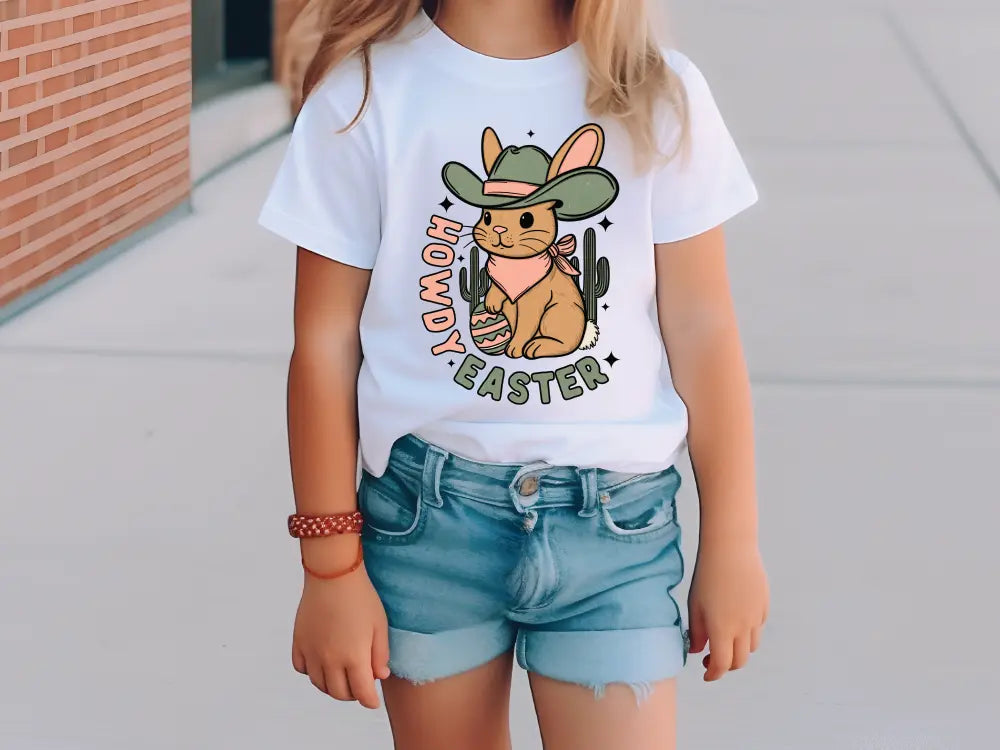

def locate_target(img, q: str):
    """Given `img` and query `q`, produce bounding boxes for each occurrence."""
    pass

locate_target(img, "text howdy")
[419,215,466,356]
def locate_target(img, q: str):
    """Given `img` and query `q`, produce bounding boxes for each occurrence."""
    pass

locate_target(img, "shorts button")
[519,475,539,496]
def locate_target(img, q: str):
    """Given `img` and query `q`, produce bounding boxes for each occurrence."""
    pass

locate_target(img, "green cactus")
[459,245,490,311]
[570,228,610,323]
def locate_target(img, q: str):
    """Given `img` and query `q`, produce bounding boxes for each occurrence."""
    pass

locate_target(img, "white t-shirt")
[258,10,758,478]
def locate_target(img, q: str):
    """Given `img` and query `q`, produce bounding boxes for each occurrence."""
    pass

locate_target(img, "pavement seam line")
[883,9,1000,198]
[2,346,1000,389]
[193,126,293,190]
[753,374,1000,391]
[0,345,287,365]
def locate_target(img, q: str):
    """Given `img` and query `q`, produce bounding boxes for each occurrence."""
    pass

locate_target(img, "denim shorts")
[359,434,688,700]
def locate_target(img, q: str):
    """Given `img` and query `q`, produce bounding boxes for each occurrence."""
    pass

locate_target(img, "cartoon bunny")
[443,124,619,359]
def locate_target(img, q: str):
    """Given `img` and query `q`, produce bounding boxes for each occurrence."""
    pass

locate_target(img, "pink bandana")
[486,235,580,302]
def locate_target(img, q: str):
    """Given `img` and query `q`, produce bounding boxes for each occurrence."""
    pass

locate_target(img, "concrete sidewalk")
[2,1,999,748]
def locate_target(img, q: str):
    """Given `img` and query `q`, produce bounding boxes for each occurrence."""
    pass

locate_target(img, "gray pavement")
[2,1,999,748]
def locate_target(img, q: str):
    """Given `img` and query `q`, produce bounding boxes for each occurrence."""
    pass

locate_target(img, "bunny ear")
[482,127,502,173]
[547,124,605,180]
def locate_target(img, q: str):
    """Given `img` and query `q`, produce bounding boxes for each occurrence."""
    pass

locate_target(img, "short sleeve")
[257,68,381,269]
[651,52,758,244]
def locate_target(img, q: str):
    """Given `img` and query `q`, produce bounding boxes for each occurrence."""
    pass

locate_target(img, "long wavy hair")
[278,0,689,164]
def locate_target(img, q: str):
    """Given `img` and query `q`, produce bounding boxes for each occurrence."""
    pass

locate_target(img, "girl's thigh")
[381,649,516,750]
[528,674,677,750]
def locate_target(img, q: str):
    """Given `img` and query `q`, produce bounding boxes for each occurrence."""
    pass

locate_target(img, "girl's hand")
[291,548,391,708]
[687,539,768,681]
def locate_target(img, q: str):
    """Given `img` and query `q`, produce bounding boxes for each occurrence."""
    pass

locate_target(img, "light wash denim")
[359,434,688,702]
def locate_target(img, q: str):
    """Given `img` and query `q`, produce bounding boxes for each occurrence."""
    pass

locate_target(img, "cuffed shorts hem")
[515,625,687,689]
[387,620,516,683]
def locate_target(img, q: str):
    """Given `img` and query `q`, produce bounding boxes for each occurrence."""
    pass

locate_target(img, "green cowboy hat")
[441,129,619,221]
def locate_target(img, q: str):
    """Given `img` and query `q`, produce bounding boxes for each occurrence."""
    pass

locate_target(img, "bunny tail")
[578,320,599,350]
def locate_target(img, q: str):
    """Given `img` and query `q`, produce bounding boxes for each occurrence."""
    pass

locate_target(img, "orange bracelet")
[301,543,364,581]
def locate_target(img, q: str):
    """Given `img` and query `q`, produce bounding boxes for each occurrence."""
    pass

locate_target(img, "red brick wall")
[0,0,192,309]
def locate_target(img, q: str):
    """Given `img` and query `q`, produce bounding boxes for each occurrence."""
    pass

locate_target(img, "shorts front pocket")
[358,468,427,544]
[597,466,681,543]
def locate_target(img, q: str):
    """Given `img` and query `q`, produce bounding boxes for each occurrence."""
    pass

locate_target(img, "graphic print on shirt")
[445,123,619,359]
[419,124,620,405]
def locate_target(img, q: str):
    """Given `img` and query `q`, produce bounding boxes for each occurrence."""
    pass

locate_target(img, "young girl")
[259,1,768,747]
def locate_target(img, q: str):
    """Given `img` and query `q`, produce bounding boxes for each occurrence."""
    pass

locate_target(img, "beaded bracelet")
[287,511,364,538]
[289,511,365,580]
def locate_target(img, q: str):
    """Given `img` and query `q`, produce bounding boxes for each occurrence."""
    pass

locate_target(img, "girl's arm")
[655,226,769,682]
[288,246,368,571]
[287,247,390,708]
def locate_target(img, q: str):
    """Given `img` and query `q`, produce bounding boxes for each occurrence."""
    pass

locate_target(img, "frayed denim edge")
[391,672,435,687]
[390,670,658,707]
[588,680,657,706]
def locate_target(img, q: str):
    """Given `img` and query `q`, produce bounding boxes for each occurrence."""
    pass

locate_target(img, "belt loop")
[577,467,598,517]
[421,444,447,508]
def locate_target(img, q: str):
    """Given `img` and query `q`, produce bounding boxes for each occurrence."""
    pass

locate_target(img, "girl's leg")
[381,649,516,750]
[527,674,677,750]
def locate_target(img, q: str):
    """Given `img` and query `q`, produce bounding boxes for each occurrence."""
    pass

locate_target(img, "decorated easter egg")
[470,302,512,355]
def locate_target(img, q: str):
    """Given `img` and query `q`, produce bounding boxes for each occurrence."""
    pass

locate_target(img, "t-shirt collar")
[400,8,582,87]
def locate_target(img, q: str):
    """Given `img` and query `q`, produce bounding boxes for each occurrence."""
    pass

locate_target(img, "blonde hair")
[279,0,688,165]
